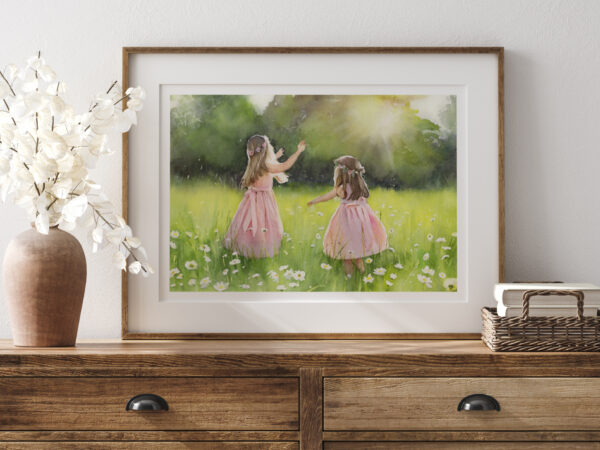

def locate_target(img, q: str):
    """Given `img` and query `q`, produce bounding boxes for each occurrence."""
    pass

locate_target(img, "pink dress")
[323,185,388,260]
[224,175,283,258]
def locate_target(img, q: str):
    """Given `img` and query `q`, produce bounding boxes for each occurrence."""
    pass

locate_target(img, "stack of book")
[495,283,600,317]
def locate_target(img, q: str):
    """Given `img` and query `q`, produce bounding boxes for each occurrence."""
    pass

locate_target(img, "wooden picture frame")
[122,46,504,339]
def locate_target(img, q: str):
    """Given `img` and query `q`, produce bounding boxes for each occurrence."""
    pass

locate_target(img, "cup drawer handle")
[457,394,500,411]
[126,394,169,411]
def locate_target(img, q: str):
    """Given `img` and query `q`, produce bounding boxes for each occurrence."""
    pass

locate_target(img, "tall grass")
[169,179,457,292]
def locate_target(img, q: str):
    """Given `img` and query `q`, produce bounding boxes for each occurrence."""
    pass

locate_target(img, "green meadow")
[169,179,457,292]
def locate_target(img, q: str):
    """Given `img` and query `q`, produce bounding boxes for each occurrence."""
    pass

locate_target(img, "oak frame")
[121,46,505,340]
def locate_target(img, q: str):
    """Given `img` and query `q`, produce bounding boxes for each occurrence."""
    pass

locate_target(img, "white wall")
[1,0,598,338]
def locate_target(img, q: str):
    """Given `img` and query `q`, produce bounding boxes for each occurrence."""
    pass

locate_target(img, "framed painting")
[122,47,504,338]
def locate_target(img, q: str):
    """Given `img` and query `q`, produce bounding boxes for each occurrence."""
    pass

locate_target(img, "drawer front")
[0,377,298,431]
[325,444,600,449]
[4,443,298,450]
[324,377,600,431]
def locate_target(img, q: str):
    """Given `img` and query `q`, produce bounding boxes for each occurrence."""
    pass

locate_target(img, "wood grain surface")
[1,339,600,377]
[324,443,600,450]
[300,368,323,450]
[5,444,298,450]
[0,377,298,431]
[324,377,600,431]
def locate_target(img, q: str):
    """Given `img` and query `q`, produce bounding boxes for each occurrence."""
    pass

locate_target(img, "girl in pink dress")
[224,135,306,258]
[308,155,388,275]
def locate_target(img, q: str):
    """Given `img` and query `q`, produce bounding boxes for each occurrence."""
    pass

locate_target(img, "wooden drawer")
[324,377,600,431]
[0,377,298,431]
[324,444,600,449]
[5,444,298,450]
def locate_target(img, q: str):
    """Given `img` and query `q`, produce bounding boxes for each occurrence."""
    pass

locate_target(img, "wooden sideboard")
[1,339,600,449]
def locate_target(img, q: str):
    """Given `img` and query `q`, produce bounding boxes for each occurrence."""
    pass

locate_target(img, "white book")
[497,304,598,318]
[494,283,600,307]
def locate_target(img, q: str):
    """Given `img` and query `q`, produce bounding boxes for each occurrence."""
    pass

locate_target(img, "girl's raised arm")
[267,140,306,173]
[307,189,337,206]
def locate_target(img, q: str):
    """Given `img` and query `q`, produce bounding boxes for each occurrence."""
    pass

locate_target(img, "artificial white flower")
[0,54,149,273]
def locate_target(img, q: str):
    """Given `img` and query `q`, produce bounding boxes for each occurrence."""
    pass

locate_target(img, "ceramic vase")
[2,227,86,347]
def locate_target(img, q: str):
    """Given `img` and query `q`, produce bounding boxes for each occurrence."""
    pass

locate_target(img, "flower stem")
[0,71,16,96]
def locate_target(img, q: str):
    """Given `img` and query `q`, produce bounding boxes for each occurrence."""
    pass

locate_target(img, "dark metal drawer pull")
[126,394,169,411]
[457,394,500,411]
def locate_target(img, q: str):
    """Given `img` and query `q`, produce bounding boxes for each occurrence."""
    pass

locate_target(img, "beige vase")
[2,227,86,347]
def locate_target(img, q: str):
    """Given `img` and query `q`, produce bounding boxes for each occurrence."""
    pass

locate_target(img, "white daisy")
[213,281,229,291]
[320,263,332,270]
[394,263,404,270]
[373,267,386,276]
[385,280,393,287]
[422,253,430,261]
[170,230,179,238]
[279,265,289,271]
[169,241,177,249]
[293,270,306,281]
[200,277,211,288]
[188,278,197,286]
[229,258,241,266]
[184,260,198,270]
[390,273,397,280]
[366,258,373,264]
[363,274,374,283]
[276,284,287,291]
[284,269,295,280]
[439,272,447,279]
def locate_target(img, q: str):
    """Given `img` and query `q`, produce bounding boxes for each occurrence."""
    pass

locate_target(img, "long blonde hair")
[241,135,269,187]
[333,155,369,200]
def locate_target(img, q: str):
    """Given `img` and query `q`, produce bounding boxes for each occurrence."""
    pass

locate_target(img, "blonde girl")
[224,135,306,258]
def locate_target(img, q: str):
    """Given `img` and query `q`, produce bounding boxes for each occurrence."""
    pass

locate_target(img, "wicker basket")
[482,289,600,352]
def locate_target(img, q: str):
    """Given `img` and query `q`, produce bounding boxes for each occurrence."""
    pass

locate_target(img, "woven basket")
[482,289,600,352]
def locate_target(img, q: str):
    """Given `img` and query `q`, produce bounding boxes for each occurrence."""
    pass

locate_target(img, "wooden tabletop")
[0,339,598,377]
[0,339,494,355]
